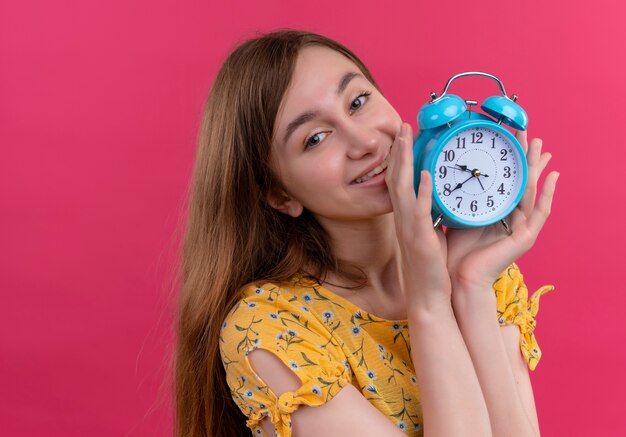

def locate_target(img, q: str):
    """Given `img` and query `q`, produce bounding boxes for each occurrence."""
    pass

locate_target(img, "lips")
[351,150,391,185]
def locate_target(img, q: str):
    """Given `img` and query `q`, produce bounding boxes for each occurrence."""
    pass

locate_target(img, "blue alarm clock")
[413,71,529,233]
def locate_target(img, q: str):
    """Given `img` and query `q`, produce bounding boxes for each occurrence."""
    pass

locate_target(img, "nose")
[342,121,381,160]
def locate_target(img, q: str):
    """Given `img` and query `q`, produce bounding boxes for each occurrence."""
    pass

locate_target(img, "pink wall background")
[1,0,624,435]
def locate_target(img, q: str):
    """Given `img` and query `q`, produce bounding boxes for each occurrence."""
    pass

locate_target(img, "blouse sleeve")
[219,283,353,437]
[493,263,555,371]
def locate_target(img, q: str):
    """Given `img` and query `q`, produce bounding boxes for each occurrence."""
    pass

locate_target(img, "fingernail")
[401,123,407,136]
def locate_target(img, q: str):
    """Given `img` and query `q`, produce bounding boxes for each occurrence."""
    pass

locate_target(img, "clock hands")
[476,175,485,191]
[445,163,489,192]
[447,164,490,178]
[449,174,475,193]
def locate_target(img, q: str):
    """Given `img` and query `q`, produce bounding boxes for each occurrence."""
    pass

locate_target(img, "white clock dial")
[433,127,524,223]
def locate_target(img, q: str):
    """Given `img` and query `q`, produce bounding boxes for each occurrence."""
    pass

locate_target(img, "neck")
[316,213,402,297]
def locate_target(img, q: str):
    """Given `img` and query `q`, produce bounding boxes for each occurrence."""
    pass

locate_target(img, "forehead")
[287,45,362,96]
[275,46,363,131]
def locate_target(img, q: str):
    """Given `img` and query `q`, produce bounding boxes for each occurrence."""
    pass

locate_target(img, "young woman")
[175,30,559,437]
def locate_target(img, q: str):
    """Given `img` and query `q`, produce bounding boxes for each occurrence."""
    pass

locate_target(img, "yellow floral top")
[219,263,554,437]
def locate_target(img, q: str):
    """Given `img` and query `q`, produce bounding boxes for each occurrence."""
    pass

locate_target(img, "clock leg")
[433,214,444,230]
[500,218,512,235]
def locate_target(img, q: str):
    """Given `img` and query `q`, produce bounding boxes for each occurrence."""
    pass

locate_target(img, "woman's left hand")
[445,130,560,291]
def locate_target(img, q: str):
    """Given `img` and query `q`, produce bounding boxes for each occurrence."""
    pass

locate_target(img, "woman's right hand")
[385,122,452,312]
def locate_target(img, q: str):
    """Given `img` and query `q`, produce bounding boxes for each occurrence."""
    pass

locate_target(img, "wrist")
[450,272,495,294]
[451,282,497,313]
[406,293,453,320]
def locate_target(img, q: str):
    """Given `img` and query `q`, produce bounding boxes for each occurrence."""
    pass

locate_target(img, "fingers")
[415,170,434,230]
[518,183,536,218]
[527,137,543,168]
[537,150,552,175]
[386,123,440,246]
[396,123,415,194]
[515,129,528,154]
[518,137,553,217]
[385,122,416,217]
[518,138,541,216]
[527,170,559,233]
[485,170,558,275]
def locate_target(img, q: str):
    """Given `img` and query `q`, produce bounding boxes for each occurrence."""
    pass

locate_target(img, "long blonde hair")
[174,29,380,437]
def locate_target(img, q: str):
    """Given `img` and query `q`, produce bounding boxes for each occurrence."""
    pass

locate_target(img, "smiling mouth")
[351,152,391,184]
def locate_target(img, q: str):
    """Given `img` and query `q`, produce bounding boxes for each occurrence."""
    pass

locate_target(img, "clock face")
[433,126,524,223]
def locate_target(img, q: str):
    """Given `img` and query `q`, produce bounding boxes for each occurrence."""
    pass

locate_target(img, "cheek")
[287,154,346,199]
[301,154,345,188]
[318,153,344,179]
[373,100,402,132]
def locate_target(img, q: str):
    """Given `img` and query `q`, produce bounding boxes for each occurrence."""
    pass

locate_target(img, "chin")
[377,193,394,213]
[364,197,394,218]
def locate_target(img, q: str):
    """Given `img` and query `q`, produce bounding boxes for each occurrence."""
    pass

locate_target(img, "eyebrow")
[282,72,363,146]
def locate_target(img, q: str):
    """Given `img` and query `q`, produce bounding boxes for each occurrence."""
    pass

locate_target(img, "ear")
[265,188,304,218]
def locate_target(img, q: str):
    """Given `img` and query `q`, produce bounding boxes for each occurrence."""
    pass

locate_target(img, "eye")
[302,91,372,151]
[304,131,328,150]
[349,91,371,113]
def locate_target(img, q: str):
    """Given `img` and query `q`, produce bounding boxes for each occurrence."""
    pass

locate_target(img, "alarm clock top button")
[481,96,528,130]
[418,94,467,130]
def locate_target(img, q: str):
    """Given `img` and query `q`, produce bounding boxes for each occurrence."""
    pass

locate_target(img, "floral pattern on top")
[219,262,554,436]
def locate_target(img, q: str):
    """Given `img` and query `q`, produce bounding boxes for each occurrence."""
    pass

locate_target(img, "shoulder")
[219,279,355,435]
[221,279,318,333]
[219,279,347,365]
[222,274,348,331]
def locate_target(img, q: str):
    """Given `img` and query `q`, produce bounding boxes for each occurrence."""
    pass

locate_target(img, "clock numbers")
[457,132,483,146]
[438,166,448,178]
[453,195,497,210]
[433,126,522,223]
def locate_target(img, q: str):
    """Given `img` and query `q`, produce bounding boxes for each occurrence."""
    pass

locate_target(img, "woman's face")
[269,45,402,222]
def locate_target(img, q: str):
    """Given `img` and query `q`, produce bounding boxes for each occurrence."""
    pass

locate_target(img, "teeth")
[354,154,390,184]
